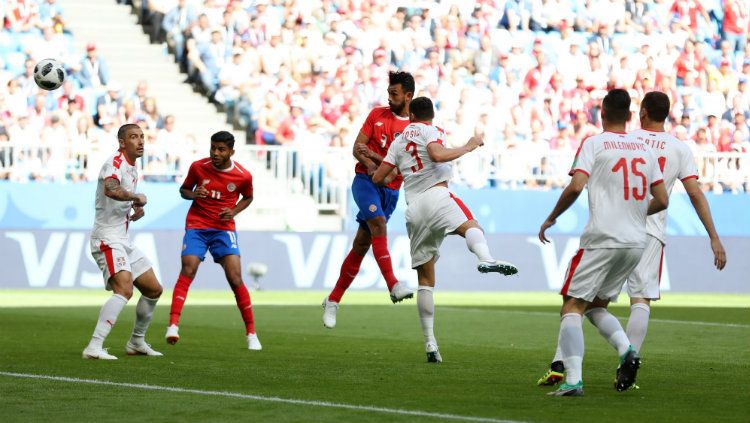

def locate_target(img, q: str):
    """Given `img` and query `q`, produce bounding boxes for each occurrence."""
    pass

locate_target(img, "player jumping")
[537,91,727,388]
[165,131,261,350]
[372,97,518,363]
[322,71,417,329]
[538,89,669,396]
[83,124,164,360]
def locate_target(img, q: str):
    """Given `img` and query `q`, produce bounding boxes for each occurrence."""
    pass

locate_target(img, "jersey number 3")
[406,142,424,173]
[612,157,647,201]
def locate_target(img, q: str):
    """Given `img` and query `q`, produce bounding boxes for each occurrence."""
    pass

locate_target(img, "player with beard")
[322,71,416,329]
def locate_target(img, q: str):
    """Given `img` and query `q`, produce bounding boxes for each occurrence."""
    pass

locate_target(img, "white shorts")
[405,186,474,268]
[560,247,644,302]
[90,237,152,290]
[625,235,665,300]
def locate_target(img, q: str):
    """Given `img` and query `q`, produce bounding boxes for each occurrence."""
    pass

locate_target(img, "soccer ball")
[33,58,65,90]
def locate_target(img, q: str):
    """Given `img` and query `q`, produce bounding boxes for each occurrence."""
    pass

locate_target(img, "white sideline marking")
[0,372,524,423]
[442,307,750,328]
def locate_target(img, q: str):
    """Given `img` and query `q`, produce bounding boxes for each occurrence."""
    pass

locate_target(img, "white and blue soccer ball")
[33,58,65,91]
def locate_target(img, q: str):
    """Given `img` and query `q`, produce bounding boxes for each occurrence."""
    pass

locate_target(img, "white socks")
[626,303,651,353]
[89,294,128,349]
[465,227,493,262]
[585,307,631,356]
[558,313,584,385]
[417,286,435,345]
[131,295,159,342]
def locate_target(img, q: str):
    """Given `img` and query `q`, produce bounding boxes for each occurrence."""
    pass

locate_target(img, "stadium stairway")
[61,0,236,144]
[63,0,342,231]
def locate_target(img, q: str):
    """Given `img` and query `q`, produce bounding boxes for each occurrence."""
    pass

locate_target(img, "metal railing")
[1,142,748,215]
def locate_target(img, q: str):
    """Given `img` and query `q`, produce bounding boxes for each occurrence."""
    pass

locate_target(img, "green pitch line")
[0,289,748,308]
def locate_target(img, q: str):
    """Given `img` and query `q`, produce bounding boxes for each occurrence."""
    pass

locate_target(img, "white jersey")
[383,122,451,204]
[570,131,664,249]
[631,128,699,244]
[91,151,139,240]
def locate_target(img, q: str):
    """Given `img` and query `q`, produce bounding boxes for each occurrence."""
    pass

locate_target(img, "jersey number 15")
[611,157,647,201]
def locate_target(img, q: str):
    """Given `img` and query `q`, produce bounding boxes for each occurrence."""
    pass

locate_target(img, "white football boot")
[322,297,339,329]
[126,340,164,356]
[247,333,262,350]
[389,282,414,303]
[477,260,519,276]
[425,342,442,363]
[165,324,180,345]
[82,345,117,360]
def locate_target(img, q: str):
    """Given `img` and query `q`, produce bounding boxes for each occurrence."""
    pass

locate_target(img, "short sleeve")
[100,158,123,182]
[425,126,443,146]
[648,150,665,187]
[677,145,699,181]
[181,162,199,189]
[359,108,378,139]
[242,172,254,198]
[569,138,594,177]
[382,136,399,167]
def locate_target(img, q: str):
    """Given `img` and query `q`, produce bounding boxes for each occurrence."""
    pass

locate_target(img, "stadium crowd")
[1,0,749,193]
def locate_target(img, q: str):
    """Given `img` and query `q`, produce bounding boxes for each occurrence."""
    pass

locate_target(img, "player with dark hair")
[538,88,669,396]
[83,124,164,359]
[538,90,726,388]
[322,71,417,329]
[372,97,518,362]
[166,130,262,350]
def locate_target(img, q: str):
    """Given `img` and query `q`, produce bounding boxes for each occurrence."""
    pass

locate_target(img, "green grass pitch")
[1,290,748,423]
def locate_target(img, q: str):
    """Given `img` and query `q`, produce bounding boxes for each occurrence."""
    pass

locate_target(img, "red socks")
[169,274,193,326]
[232,283,255,335]
[371,235,398,291]
[328,249,366,303]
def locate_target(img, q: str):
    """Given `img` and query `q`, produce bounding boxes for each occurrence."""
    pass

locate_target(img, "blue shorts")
[182,229,240,262]
[352,173,399,230]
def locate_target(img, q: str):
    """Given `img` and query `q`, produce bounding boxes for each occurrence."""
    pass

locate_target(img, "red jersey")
[181,158,253,231]
[356,106,410,190]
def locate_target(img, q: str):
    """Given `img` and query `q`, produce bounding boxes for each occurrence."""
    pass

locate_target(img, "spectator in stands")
[722,0,748,53]
[191,29,230,94]
[163,0,196,67]
[95,82,122,127]
[57,80,85,112]
[77,43,109,89]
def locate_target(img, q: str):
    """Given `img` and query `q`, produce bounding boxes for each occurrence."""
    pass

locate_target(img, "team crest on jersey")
[202,179,210,186]
[369,204,377,212]
[375,122,384,127]
[227,183,236,192]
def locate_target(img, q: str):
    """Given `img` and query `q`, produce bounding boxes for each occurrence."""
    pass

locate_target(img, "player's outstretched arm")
[219,195,253,221]
[646,181,668,215]
[682,178,727,270]
[426,136,483,163]
[538,171,587,244]
[104,177,146,206]
[352,131,379,173]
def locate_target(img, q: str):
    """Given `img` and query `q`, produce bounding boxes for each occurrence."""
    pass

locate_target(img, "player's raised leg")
[452,214,518,276]
[323,227,370,328]
[83,270,133,360]
[127,268,163,356]
[416,257,441,363]
[220,254,261,350]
